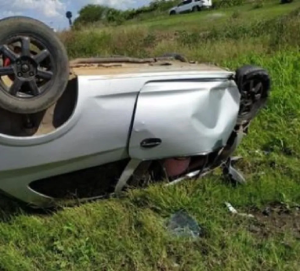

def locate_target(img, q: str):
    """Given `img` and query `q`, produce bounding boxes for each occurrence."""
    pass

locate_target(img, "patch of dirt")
[247,202,300,239]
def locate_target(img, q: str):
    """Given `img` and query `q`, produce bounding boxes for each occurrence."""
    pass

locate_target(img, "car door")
[195,0,202,8]
[176,1,184,13]
[178,0,193,13]
[185,0,194,11]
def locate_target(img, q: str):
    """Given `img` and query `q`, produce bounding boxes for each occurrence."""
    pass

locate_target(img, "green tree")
[74,4,109,26]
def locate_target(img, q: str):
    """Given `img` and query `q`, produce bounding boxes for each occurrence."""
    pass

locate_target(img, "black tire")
[160,52,188,62]
[170,11,176,15]
[0,16,69,114]
[235,65,271,124]
[192,6,200,12]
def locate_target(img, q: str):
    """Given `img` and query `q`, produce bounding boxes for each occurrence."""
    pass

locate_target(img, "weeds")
[252,0,266,9]
[61,5,300,60]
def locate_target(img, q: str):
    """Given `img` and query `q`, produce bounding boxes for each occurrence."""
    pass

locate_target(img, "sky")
[0,0,152,30]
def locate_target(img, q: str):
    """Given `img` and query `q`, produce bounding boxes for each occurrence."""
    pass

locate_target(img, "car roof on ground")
[69,57,231,77]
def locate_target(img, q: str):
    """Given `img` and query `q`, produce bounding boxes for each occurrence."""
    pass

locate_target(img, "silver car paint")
[0,69,239,207]
[129,79,240,160]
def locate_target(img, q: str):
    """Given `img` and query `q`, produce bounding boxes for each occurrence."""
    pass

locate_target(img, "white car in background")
[169,0,212,15]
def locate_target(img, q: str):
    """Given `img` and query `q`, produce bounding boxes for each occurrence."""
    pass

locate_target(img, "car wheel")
[235,65,271,124]
[192,6,200,12]
[170,11,176,15]
[0,16,69,114]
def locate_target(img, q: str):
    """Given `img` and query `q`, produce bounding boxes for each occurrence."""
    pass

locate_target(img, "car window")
[179,0,192,6]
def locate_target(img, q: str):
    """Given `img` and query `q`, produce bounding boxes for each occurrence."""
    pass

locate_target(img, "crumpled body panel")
[129,79,240,160]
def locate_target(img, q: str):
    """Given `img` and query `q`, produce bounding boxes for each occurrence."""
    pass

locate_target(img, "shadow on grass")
[0,194,59,223]
[0,168,240,223]
[0,160,131,222]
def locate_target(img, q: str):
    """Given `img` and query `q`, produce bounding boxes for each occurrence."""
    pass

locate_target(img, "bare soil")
[247,202,300,239]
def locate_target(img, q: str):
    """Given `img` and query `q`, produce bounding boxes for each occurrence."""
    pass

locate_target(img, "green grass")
[1,2,300,270]
[126,0,300,31]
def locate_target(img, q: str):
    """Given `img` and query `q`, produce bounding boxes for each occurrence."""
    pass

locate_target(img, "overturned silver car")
[0,16,271,208]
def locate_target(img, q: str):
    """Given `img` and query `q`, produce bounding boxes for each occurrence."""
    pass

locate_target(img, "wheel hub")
[21,64,29,72]
[239,79,264,116]
[15,57,37,79]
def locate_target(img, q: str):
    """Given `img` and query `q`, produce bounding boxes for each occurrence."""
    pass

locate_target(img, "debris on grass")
[167,210,203,239]
[225,202,255,218]
[262,207,271,216]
